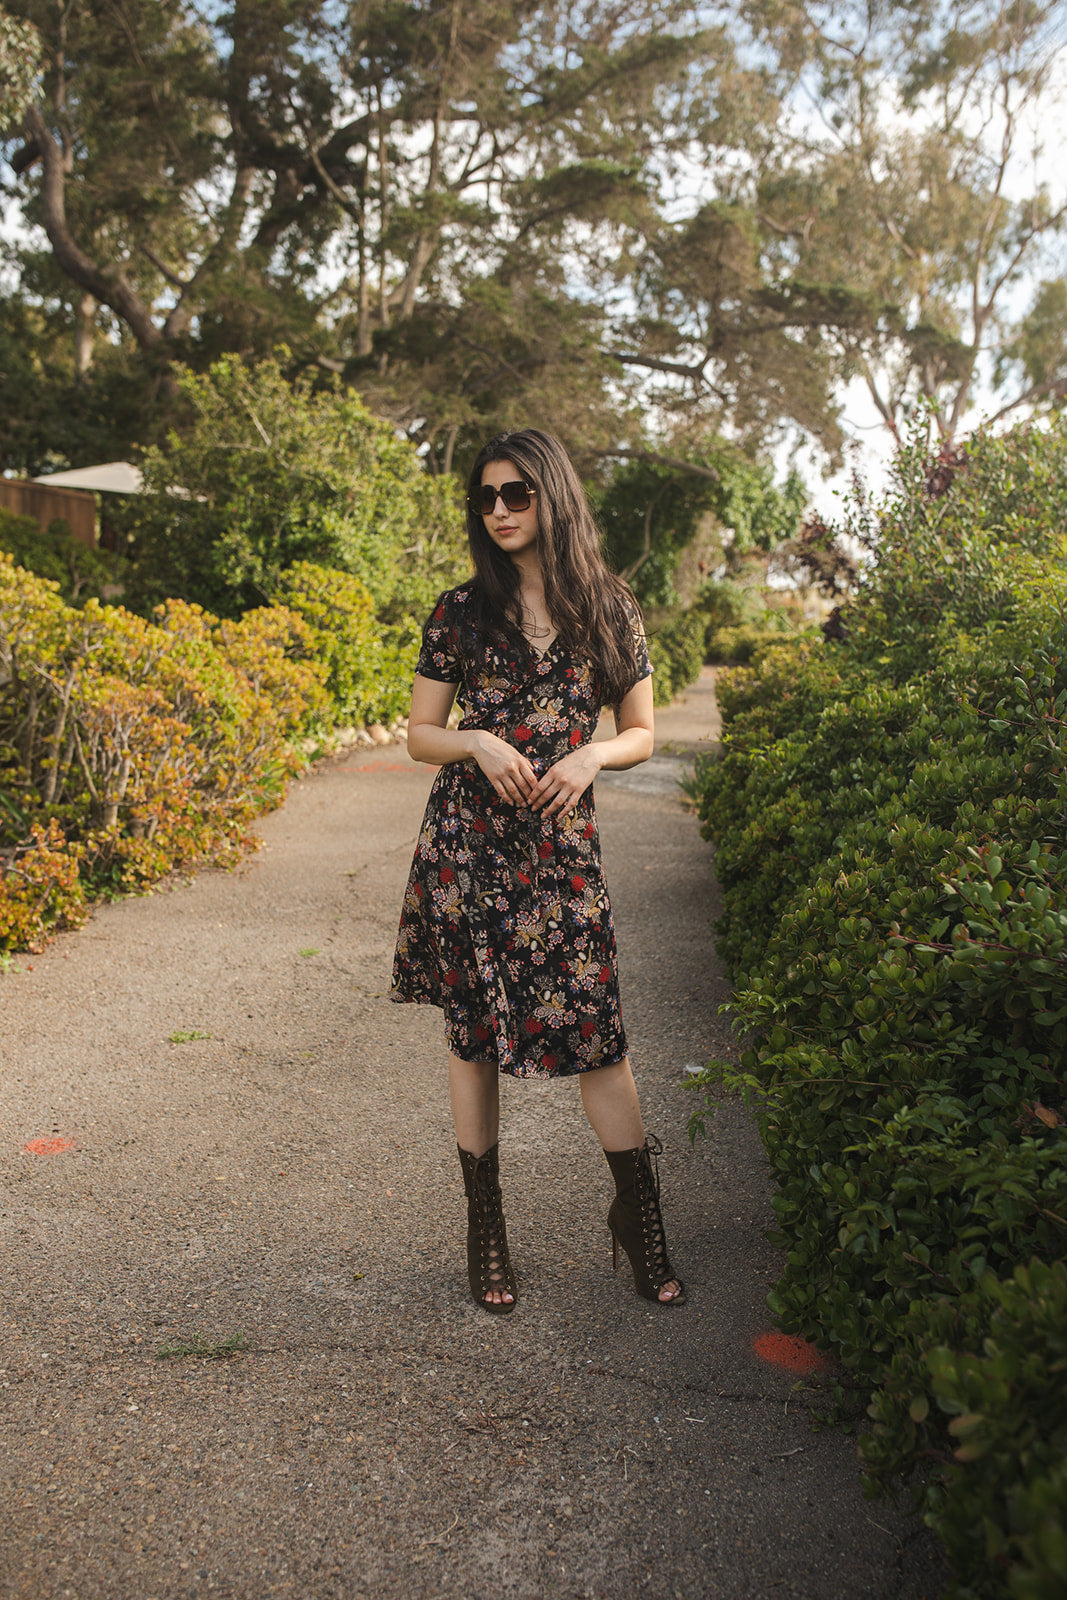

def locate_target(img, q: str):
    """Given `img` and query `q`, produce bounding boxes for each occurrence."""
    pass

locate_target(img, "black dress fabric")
[390,583,652,1079]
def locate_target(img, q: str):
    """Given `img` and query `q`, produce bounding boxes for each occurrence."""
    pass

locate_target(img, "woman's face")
[478,458,540,558]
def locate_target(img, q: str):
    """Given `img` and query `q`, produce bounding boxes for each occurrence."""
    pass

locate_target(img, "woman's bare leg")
[448,1055,500,1157]
[580,1056,682,1303]
[579,1056,644,1149]
[449,1055,512,1306]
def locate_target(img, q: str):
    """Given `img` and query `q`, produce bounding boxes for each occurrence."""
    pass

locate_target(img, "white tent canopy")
[33,462,143,495]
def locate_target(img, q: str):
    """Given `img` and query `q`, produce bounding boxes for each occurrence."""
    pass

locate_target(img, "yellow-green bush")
[270,562,419,728]
[0,557,327,948]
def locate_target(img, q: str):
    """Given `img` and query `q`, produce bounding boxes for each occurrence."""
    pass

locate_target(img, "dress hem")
[389,990,628,1079]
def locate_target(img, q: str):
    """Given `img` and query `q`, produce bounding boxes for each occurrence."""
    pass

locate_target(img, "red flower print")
[517,869,530,884]
[569,728,582,746]
[584,822,595,840]
[444,969,460,986]
[433,603,445,620]
[474,1023,491,1041]
[440,867,455,884]
[526,1018,543,1035]
[581,1020,595,1039]
[570,875,586,892]
[515,725,532,741]
[538,842,553,859]
[541,1053,557,1070]
[599,965,611,983]
[473,818,487,833]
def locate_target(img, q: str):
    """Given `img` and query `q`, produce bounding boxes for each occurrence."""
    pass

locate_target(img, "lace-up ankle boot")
[457,1142,517,1314]
[605,1135,686,1305]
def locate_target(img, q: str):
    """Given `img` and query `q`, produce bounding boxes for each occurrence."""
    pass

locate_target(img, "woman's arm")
[530,674,655,818]
[406,674,538,806]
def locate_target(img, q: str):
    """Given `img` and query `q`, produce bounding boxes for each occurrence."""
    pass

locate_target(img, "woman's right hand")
[470,731,538,806]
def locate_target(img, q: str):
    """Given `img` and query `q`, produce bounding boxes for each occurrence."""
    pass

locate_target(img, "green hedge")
[688,421,1067,1600]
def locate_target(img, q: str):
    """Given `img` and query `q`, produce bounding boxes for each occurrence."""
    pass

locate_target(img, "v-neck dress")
[390,583,652,1079]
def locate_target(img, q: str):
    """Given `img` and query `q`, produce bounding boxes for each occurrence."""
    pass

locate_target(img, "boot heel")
[611,1226,619,1272]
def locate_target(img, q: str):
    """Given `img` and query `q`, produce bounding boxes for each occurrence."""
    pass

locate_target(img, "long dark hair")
[461,428,644,704]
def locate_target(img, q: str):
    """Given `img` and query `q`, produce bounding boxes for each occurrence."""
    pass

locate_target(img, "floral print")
[390,584,652,1079]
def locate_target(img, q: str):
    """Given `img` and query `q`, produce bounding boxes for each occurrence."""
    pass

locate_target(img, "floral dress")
[390,583,652,1079]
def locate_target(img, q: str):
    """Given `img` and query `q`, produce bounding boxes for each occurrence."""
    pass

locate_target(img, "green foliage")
[705,620,795,664]
[841,421,1067,680]
[689,418,1067,1598]
[125,354,465,620]
[270,562,419,728]
[646,608,707,706]
[0,505,118,604]
[866,1258,1067,1600]
[596,453,805,608]
[0,8,41,126]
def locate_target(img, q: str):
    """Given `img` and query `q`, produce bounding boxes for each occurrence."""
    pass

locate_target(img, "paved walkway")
[0,670,944,1599]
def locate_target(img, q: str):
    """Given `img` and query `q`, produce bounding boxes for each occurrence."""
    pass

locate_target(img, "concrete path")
[0,669,945,1600]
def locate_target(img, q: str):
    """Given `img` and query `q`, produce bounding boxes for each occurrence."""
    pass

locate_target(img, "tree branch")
[163,165,254,339]
[596,448,721,482]
[23,105,162,352]
[981,372,1067,429]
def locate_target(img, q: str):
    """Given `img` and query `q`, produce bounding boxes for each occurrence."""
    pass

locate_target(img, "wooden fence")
[0,479,97,546]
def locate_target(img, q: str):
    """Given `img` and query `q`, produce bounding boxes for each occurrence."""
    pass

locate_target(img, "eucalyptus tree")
[3,0,856,468]
[4,0,1062,477]
[746,0,1067,443]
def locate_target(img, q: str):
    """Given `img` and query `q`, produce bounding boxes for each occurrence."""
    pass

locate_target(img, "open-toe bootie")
[458,1143,517,1315]
[605,1135,686,1305]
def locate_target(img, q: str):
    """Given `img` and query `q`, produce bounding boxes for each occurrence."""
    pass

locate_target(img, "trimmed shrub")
[0,556,327,947]
[270,562,419,729]
[689,418,1067,1599]
[705,621,791,664]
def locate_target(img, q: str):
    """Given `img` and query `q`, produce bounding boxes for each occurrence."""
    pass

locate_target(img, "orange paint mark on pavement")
[752,1332,831,1374]
[24,1137,76,1156]
[337,761,415,774]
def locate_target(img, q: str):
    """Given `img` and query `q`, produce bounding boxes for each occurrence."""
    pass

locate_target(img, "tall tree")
[747,0,1067,442]
[3,0,861,467]
[4,0,1063,477]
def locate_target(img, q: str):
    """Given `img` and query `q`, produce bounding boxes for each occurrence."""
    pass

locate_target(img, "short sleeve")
[622,592,652,687]
[415,590,463,683]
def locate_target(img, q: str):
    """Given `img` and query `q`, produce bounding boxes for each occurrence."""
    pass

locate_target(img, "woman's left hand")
[529,744,604,818]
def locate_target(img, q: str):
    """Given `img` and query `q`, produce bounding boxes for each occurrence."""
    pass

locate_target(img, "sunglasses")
[467,480,537,516]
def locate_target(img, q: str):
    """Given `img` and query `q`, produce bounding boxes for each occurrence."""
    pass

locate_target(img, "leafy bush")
[646,606,706,705]
[124,353,466,620]
[865,1258,1067,1600]
[705,621,792,664]
[0,555,327,948]
[270,562,419,728]
[689,418,1067,1599]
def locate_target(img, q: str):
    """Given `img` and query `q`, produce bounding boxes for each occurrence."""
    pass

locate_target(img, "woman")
[390,428,685,1314]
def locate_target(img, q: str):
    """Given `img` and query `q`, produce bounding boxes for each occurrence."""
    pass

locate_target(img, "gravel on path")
[0,670,945,1600]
